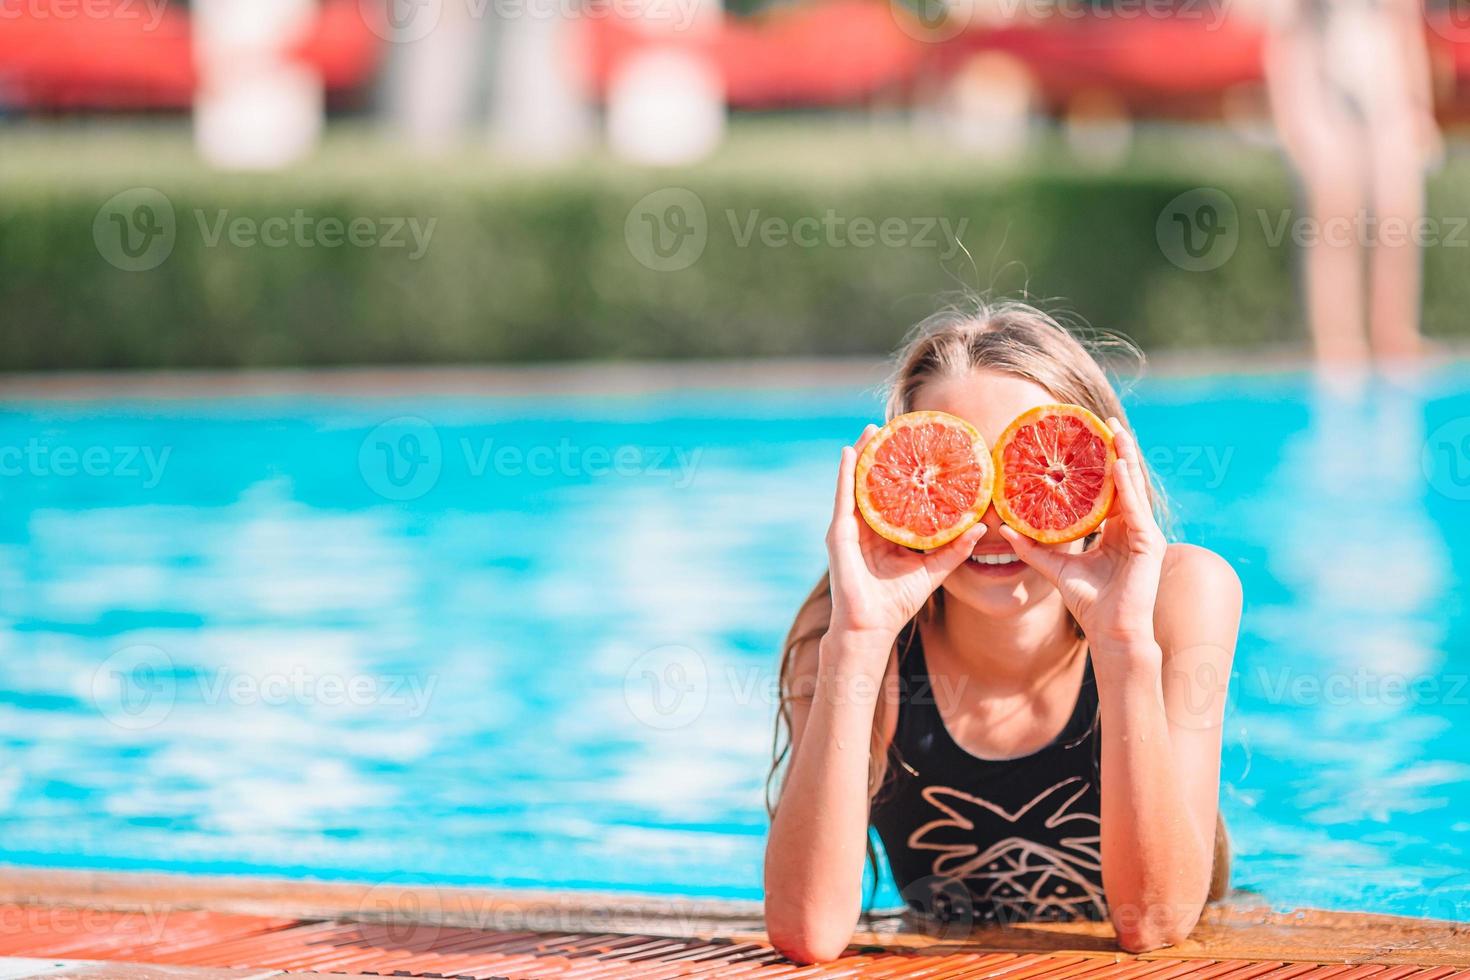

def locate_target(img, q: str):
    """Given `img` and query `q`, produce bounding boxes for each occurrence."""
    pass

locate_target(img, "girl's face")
[911,368,1091,619]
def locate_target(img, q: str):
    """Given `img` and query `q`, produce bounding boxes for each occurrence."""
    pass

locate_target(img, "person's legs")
[1299,146,1370,365]
[1365,118,1426,362]
[1274,58,1371,365]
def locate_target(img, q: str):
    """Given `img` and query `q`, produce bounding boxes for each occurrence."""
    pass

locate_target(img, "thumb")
[998,525,1067,586]
[924,522,988,579]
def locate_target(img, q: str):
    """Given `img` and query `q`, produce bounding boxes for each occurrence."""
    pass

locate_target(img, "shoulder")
[1154,543,1243,658]
[1160,543,1241,604]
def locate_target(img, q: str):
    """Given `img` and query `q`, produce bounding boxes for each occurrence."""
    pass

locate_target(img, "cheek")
[1037,534,1094,557]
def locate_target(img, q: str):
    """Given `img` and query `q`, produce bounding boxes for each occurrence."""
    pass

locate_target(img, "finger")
[1104,418,1130,521]
[831,425,881,545]
[1127,448,1153,521]
[1105,418,1150,524]
[829,444,860,543]
[1107,416,1137,464]
[1112,455,1154,531]
[998,525,1068,586]
[923,522,988,578]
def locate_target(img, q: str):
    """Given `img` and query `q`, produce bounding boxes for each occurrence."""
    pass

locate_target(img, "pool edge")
[0,867,1464,966]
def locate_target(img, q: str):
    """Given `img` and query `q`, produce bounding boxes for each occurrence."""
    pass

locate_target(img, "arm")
[1001,423,1241,952]
[763,627,893,963]
[764,426,985,964]
[1094,546,1240,951]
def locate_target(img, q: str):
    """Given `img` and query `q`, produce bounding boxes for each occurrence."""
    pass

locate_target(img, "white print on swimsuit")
[908,778,1106,921]
[725,210,971,262]
[1258,209,1470,250]
[0,0,169,32]
[194,210,437,261]
[461,438,703,488]
[0,440,171,488]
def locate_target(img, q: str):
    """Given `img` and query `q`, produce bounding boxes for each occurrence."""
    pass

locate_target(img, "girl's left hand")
[998,418,1166,662]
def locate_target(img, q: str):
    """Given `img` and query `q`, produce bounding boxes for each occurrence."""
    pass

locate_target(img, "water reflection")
[1224,370,1467,914]
[0,378,1467,917]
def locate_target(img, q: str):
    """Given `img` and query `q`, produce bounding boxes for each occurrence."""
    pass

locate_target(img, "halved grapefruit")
[854,411,994,550]
[992,404,1116,544]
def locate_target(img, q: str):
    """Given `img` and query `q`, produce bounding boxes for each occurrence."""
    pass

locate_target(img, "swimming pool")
[1,365,1468,921]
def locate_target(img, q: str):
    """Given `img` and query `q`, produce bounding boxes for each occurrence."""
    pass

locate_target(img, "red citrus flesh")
[855,411,994,550]
[992,404,1116,544]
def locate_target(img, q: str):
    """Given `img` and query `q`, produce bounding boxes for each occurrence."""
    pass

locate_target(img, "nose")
[974,504,1008,543]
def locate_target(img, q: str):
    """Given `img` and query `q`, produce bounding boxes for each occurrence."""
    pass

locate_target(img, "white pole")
[489,0,594,162]
[605,0,725,164]
[193,0,324,170]
[383,0,486,154]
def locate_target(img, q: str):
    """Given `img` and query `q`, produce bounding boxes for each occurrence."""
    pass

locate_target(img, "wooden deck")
[0,870,1464,980]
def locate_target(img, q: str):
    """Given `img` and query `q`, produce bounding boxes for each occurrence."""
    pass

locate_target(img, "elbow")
[767,929,851,965]
[1111,905,1200,954]
[763,907,853,964]
[1114,924,1180,954]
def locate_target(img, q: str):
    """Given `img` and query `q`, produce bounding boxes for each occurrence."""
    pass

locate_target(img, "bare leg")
[1365,125,1426,363]
[1264,18,1371,366]
[1300,154,1370,365]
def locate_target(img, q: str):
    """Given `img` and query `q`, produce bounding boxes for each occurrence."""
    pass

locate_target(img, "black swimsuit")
[869,625,1106,926]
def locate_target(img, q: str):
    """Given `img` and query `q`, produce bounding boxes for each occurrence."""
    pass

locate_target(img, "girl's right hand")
[824,424,988,648]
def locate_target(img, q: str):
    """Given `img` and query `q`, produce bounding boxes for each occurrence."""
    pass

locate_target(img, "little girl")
[764,301,1240,962]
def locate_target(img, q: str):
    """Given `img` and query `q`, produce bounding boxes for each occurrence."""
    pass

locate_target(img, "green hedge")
[1,125,1466,370]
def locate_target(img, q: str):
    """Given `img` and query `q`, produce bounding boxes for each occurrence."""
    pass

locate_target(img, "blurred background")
[2,0,1470,926]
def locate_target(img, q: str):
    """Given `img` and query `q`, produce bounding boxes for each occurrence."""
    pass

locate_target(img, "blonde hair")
[767,297,1166,819]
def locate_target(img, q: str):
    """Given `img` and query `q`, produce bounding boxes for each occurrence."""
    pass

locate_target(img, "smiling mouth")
[968,552,1021,567]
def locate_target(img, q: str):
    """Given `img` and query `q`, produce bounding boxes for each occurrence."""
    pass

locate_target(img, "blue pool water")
[2,366,1469,920]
